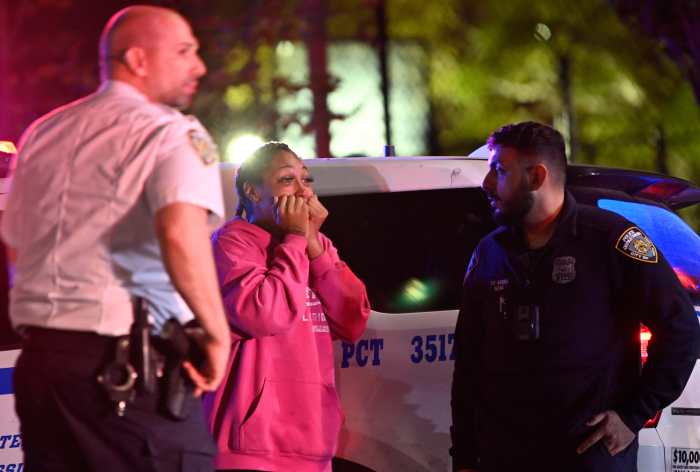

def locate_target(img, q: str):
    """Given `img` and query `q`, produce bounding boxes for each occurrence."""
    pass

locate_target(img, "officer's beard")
[492,182,535,227]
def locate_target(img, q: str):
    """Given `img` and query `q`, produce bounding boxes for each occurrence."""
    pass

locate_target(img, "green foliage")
[382,0,700,229]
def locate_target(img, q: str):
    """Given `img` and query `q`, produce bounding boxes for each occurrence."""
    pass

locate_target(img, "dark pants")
[13,327,216,472]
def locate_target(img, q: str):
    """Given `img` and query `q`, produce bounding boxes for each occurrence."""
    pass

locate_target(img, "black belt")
[23,312,201,421]
[22,326,121,356]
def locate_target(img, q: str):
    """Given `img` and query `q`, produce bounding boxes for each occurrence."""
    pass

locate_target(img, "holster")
[96,298,151,417]
[131,298,161,395]
[153,318,205,421]
[97,298,204,421]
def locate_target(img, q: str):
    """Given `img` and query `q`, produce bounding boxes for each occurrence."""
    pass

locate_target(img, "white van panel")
[0,349,22,470]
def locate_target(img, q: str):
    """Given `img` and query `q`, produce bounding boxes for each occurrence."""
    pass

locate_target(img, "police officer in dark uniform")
[450,121,700,472]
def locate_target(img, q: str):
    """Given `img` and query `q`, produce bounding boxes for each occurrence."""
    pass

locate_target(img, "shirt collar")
[98,80,150,103]
[549,189,578,242]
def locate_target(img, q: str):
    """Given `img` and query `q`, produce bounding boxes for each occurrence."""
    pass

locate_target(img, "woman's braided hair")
[235,142,298,219]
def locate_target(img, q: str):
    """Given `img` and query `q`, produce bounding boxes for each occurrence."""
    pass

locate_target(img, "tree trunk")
[559,54,577,163]
[305,0,331,157]
[376,0,392,149]
[655,124,669,174]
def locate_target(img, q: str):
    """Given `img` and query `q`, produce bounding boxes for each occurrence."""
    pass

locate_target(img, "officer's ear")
[243,182,261,204]
[122,47,148,78]
[528,163,548,191]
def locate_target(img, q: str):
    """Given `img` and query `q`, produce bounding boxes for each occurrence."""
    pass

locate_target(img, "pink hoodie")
[204,218,370,472]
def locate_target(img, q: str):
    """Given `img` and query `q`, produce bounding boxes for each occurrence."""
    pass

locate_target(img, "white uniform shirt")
[1,81,224,335]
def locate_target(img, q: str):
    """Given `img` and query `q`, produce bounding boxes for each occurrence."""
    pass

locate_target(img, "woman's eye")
[304,176,315,184]
[279,176,294,184]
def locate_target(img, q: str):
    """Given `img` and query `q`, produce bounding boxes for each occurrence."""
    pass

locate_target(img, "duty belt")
[97,298,204,420]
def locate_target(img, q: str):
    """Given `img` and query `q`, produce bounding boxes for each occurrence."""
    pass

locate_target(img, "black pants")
[13,327,216,472]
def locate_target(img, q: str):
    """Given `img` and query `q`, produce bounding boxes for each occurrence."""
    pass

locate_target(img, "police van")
[1,150,699,472]
[0,140,21,472]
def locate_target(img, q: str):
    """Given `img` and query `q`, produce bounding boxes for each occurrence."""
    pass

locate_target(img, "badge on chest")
[552,256,576,284]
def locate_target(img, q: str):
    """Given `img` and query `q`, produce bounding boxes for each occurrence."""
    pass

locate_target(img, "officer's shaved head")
[99,6,180,80]
[97,5,206,109]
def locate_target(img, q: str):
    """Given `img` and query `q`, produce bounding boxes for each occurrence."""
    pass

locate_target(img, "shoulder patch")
[188,129,219,165]
[615,226,658,263]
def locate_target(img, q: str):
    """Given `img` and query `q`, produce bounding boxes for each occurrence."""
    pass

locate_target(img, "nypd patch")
[615,226,658,263]
[188,129,219,165]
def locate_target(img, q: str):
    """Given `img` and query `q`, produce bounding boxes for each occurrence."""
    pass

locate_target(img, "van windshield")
[598,199,700,301]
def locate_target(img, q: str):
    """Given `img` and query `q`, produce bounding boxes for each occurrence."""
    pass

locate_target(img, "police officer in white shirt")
[1,5,231,471]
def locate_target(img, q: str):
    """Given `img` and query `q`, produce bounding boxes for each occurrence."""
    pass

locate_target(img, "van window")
[320,187,495,313]
[598,199,700,303]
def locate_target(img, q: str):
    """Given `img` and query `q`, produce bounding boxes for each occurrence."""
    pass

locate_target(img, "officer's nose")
[193,54,207,78]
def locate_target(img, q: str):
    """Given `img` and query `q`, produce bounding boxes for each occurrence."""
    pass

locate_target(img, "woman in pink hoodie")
[204,142,370,472]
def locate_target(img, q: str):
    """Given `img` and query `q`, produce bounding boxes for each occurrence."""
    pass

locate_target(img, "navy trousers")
[13,327,216,472]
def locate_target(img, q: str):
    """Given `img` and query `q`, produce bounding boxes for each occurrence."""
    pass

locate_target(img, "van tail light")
[644,410,662,428]
[640,324,662,428]
[640,325,651,365]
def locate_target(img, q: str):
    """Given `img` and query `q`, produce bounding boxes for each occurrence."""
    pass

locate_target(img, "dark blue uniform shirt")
[451,191,700,470]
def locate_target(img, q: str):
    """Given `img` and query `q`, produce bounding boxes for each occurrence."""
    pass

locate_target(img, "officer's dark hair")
[487,121,567,185]
[235,142,298,218]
